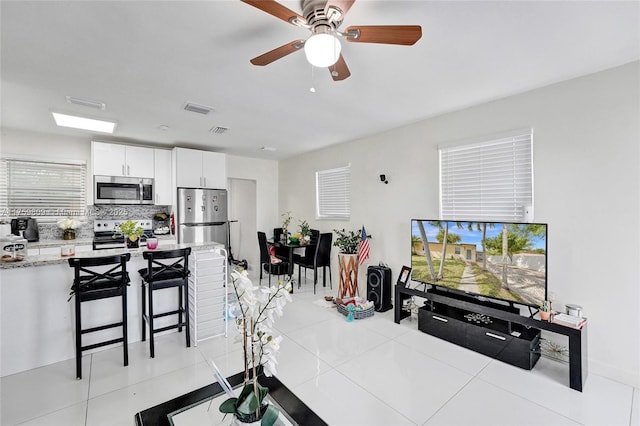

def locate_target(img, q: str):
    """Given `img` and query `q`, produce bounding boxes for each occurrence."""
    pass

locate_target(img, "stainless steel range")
[93,219,153,250]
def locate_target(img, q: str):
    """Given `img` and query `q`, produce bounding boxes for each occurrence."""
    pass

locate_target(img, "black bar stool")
[139,247,191,358]
[68,253,131,380]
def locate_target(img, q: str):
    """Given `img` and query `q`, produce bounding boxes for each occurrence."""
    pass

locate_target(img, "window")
[316,164,350,220]
[0,156,87,220]
[439,128,533,222]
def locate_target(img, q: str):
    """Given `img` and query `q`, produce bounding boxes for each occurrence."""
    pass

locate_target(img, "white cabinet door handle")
[485,332,506,341]
[433,315,448,323]
[127,165,130,175]
[122,164,125,175]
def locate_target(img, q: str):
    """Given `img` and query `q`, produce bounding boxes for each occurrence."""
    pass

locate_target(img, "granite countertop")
[0,240,223,269]
[27,234,176,249]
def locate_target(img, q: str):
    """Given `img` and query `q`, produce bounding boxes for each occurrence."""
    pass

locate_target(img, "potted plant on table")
[219,269,292,425]
[333,229,362,299]
[114,220,145,248]
[280,211,293,243]
[539,300,551,321]
[297,220,311,245]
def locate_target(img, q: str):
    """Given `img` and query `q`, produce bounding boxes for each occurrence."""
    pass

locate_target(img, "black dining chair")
[139,247,191,358]
[258,231,290,286]
[297,232,332,294]
[68,253,131,380]
[272,227,289,261]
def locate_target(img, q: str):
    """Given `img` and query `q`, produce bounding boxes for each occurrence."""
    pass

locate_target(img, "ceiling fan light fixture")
[304,33,341,67]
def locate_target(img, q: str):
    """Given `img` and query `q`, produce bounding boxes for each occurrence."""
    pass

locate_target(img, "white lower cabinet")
[188,248,227,345]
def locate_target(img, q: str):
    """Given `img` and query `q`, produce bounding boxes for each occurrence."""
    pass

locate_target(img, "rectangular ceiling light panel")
[52,112,116,133]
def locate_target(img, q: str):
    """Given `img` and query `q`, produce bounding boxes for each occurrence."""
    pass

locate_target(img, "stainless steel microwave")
[94,175,154,205]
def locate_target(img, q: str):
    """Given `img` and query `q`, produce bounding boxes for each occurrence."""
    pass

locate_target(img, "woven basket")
[337,303,374,319]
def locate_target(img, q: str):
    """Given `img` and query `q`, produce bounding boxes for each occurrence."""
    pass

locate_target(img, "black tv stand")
[394,284,588,391]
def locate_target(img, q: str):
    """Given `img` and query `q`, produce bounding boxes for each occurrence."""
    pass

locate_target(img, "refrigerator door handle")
[182,222,227,227]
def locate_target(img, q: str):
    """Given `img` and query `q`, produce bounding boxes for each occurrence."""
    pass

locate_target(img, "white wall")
[279,61,640,388]
[1,128,91,161]
[226,154,279,273]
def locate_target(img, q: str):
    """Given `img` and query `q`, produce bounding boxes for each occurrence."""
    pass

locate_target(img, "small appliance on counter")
[1,235,28,262]
[152,213,170,235]
[11,217,39,242]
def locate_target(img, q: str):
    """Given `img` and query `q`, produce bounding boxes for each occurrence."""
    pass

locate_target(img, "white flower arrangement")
[56,217,81,230]
[229,269,291,378]
[219,269,292,424]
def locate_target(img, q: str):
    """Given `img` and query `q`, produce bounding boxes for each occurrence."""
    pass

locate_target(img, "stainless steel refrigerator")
[176,187,228,248]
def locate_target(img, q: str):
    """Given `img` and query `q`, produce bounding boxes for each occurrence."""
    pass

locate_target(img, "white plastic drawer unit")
[188,248,228,346]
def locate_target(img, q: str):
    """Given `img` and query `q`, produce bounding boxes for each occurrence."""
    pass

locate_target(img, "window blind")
[439,129,533,222]
[316,164,351,220]
[0,156,87,219]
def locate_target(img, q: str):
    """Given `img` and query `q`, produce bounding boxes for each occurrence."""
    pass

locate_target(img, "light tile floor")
[1,273,639,426]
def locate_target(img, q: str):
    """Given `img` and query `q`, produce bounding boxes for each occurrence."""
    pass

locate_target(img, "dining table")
[267,239,316,290]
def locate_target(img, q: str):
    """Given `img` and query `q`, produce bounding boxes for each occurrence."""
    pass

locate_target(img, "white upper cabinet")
[173,148,226,189]
[153,148,173,205]
[91,141,154,178]
[173,148,203,188]
[202,150,226,189]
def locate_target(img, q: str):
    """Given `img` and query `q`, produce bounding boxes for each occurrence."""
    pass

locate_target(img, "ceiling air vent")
[183,102,214,115]
[210,126,229,134]
[66,96,106,110]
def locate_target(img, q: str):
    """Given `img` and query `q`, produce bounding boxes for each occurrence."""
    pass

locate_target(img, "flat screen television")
[411,219,547,309]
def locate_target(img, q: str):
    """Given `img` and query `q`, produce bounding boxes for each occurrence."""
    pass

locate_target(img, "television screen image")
[411,219,547,308]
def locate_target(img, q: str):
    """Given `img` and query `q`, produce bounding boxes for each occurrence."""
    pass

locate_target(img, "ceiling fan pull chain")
[310,65,316,93]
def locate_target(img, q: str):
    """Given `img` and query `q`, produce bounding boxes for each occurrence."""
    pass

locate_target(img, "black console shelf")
[419,298,541,370]
[395,284,588,391]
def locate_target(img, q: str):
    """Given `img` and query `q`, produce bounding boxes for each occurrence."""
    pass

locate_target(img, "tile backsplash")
[37,205,171,241]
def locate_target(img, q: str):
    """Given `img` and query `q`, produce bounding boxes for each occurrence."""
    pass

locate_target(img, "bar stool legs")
[68,253,130,380]
[139,248,191,358]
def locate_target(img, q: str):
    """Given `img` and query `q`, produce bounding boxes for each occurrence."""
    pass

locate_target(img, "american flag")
[358,226,370,265]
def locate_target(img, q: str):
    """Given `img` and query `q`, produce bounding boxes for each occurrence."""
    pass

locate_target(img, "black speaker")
[367,265,392,312]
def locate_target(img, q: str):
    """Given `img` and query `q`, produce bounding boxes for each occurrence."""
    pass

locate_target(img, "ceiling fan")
[240,0,422,81]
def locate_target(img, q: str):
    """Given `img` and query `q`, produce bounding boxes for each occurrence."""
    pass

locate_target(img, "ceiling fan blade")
[324,0,356,21]
[241,0,306,26]
[250,40,305,66]
[329,54,351,81]
[344,25,422,45]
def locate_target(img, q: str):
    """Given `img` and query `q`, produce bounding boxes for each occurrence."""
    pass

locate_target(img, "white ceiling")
[1,1,638,160]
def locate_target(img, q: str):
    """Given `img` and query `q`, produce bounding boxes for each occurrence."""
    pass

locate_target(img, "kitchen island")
[0,241,225,377]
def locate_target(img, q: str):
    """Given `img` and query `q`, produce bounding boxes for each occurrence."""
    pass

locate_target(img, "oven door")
[94,176,154,205]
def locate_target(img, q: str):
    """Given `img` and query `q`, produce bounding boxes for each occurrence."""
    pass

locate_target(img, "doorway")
[228,178,258,273]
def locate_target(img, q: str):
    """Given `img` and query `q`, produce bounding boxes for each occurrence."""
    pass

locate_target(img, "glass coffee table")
[134,372,326,426]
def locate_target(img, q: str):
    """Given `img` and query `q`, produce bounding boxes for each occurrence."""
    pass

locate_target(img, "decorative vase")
[540,310,551,321]
[232,403,269,425]
[338,253,359,298]
[63,229,76,240]
[126,237,139,249]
